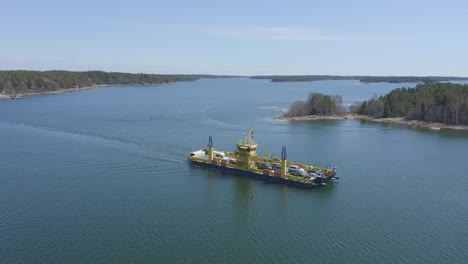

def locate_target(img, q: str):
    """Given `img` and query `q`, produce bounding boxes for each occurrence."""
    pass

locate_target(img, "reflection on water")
[233,177,253,209]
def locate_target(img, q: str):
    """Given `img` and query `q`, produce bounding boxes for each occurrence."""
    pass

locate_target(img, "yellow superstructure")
[188,129,338,188]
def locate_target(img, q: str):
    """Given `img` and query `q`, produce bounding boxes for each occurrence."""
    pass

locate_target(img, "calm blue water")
[1,79,467,263]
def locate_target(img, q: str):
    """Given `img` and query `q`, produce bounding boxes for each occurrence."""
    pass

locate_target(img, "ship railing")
[247,166,314,184]
[191,156,208,163]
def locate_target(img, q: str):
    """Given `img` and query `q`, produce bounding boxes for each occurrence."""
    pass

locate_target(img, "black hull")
[190,160,336,188]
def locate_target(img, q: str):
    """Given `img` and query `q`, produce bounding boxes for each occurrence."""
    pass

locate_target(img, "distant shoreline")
[273,114,468,131]
[0,84,111,100]
[250,75,468,83]
[0,82,175,100]
[0,70,230,98]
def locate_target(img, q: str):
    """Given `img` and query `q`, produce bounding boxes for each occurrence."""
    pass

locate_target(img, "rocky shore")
[0,85,110,100]
[274,114,468,131]
[0,83,176,100]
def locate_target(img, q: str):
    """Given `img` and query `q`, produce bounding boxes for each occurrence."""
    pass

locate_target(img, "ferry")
[188,129,338,188]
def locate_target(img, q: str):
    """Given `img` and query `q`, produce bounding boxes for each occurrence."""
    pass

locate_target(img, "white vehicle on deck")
[288,165,306,176]
[189,149,228,161]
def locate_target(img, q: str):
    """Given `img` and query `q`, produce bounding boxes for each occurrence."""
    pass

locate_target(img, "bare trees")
[288,101,307,117]
[286,92,345,117]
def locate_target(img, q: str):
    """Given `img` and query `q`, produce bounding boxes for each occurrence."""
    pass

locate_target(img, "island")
[251,75,468,83]
[275,82,468,130]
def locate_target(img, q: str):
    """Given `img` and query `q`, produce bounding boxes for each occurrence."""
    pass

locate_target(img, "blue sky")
[1,0,468,76]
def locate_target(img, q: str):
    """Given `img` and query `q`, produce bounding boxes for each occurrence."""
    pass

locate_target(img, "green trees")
[0,70,200,94]
[354,82,468,125]
[286,83,468,125]
[287,92,345,117]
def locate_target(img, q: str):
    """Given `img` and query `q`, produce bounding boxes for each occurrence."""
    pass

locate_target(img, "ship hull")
[190,159,336,188]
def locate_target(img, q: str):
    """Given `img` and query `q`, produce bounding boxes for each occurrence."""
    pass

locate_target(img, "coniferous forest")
[353,82,468,125]
[0,70,201,94]
[286,82,468,126]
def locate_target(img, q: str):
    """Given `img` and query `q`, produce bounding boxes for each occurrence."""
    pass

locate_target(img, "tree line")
[359,76,468,83]
[251,75,356,82]
[351,82,468,125]
[0,70,202,94]
[287,92,345,117]
[251,75,468,83]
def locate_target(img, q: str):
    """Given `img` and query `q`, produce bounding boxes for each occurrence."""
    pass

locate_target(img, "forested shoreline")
[352,82,468,125]
[251,75,468,83]
[0,70,239,95]
[284,82,468,126]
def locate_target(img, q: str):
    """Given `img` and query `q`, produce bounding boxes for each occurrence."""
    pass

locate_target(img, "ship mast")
[207,135,214,161]
[280,146,287,177]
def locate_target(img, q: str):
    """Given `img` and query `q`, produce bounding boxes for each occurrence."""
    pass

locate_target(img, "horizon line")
[1,69,467,78]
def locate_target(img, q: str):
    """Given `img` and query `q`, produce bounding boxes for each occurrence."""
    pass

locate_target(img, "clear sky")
[1,0,468,76]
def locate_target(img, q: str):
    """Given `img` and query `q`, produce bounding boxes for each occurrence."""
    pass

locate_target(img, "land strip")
[274,114,468,131]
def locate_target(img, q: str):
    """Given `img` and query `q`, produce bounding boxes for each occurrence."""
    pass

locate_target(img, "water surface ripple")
[1,79,467,263]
